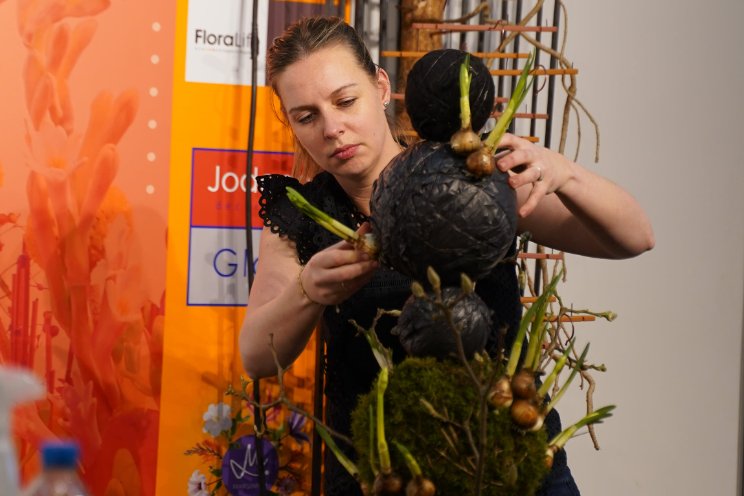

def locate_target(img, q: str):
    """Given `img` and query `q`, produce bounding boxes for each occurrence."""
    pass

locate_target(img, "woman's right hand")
[300,224,379,305]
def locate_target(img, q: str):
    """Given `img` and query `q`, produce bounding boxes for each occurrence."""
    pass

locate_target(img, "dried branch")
[415,2,490,25]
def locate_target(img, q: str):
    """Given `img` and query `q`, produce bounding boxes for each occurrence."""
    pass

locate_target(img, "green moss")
[351,358,548,495]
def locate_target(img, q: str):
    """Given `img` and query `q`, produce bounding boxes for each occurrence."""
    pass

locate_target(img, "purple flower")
[288,411,310,444]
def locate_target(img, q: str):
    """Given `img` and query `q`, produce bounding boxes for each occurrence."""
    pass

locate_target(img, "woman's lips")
[331,144,359,160]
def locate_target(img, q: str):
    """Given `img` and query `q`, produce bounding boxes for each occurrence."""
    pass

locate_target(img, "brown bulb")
[511,369,537,400]
[510,399,540,430]
[465,148,495,177]
[450,128,482,156]
[373,472,404,495]
[406,476,436,496]
[487,375,513,409]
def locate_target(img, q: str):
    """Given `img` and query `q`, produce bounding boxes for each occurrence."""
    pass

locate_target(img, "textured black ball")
[405,49,495,142]
[392,288,492,360]
[370,140,517,285]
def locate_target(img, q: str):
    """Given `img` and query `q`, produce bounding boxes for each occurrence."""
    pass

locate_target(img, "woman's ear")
[376,67,392,106]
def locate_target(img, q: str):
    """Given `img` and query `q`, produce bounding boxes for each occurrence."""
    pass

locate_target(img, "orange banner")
[0,1,352,494]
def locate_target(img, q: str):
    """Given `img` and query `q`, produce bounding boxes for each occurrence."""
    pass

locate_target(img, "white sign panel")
[185,0,269,86]
[187,227,260,307]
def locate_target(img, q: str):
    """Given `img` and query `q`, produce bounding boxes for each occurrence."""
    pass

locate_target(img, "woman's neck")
[335,176,375,216]
[335,136,402,216]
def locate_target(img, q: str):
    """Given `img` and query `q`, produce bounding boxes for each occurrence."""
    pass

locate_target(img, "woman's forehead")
[276,45,372,103]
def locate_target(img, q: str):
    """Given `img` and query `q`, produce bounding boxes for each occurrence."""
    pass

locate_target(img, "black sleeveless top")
[257,172,576,496]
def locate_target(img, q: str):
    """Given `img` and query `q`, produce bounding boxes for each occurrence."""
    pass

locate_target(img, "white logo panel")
[187,227,261,306]
[185,0,269,86]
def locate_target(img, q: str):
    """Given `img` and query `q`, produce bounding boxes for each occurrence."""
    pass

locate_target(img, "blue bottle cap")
[41,441,80,469]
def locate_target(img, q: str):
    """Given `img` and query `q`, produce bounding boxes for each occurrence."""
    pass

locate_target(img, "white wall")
[550,1,744,495]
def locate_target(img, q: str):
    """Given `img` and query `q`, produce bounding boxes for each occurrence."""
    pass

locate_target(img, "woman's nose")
[323,114,345,139]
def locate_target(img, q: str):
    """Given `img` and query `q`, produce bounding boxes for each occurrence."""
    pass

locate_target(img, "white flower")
[187,470,209,496]
[202,402,232,437]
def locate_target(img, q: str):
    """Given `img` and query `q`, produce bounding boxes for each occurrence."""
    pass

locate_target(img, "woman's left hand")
[495,133,575,218]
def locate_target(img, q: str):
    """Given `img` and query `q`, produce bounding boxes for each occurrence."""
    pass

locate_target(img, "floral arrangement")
[186,389,313,496]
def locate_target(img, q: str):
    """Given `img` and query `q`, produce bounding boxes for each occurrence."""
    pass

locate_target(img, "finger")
[335,259,379,281]
[507,169,542,192]
[315,255,378,285]
[320,241,372,266]
[519,182,549,218]
[496,133,529,150]
[497,148,534,174]
[356,221,372,235]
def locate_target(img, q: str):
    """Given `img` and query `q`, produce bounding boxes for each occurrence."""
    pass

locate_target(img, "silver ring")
[536,166,543,182]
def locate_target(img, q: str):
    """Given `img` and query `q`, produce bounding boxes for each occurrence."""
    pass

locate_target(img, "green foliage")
[351,358,549,495]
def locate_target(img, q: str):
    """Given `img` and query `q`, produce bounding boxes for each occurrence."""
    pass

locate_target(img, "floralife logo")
[185,0,268,85]
[193,28,251,52]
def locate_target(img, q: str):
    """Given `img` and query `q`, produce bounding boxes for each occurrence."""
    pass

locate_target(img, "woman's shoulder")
[256,172,350,264]
[257,171,336,198]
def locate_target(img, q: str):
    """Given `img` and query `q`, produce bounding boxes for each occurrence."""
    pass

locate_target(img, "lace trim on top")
[256,172,368,265]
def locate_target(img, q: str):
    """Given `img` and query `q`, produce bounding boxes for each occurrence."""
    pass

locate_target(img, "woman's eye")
[296,113,315,124]
[338,98,356,108]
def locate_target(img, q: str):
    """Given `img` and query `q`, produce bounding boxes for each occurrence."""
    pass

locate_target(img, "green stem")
[548,405,616,450]
[523,271,562,371]
[286,186,378,255]
[483,50,536,153]
[544,343,589,414]
[377,367,391,474]
[349,316,396,370]
[393,441,423,478]
[315,422,361,481]
[369,403,378,475]
[536,339,575,398]
[459,53,473,130]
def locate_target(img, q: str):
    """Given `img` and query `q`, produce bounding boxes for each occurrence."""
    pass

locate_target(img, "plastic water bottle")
[21,442,90,496]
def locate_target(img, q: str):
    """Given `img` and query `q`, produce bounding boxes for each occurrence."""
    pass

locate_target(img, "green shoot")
[459,53,473,130]
[544,343,590,414]
[315,422,361,481]
[548,405,616,450]
[377,367,392,474]
[393,441,423,478]
[537,339,575,399]
[523,271,563,371]
[483,50,536,153]
[286,186,378,256]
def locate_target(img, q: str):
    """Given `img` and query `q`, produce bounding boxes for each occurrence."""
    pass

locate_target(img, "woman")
[240,16,654,496]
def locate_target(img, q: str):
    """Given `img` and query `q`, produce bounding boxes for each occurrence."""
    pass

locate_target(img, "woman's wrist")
[553,156,580,196]
[297,265,324,306]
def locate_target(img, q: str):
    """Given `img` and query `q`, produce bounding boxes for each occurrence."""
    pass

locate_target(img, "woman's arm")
[240,227,377,379]
[496,133,655,259]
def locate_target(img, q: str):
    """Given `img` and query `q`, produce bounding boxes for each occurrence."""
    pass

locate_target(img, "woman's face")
[275,44,393,182]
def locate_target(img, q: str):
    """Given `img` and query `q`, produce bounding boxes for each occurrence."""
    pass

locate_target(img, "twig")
[228,335,354,446]
[495,0,545,53]
[416,2,490,24]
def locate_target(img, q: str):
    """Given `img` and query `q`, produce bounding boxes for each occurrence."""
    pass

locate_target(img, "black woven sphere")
[405,49,495,142]
[392,288,492,360]
[370,140,517,285]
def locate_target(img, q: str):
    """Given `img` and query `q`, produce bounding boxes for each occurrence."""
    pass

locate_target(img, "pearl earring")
[383,100,390,109]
